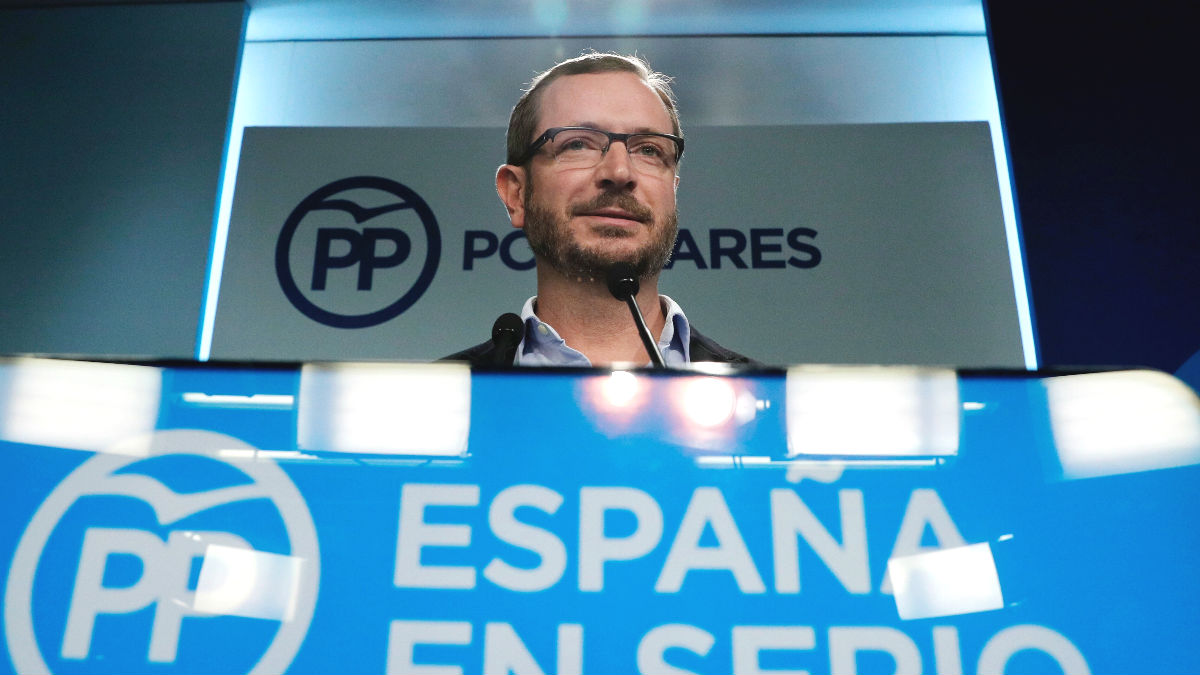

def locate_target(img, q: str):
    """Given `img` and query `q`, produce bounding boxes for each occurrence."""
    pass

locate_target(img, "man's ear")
[496,164,527,229]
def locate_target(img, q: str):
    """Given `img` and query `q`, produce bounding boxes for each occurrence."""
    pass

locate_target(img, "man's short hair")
[506,52,682,166]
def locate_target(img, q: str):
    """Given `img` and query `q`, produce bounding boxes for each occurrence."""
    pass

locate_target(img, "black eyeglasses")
[519,127,684,173]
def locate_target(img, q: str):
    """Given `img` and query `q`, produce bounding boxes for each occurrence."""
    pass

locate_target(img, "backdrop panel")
[213,123,1020,366]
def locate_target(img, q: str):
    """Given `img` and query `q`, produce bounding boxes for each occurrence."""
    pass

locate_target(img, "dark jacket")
[441,327,758,367]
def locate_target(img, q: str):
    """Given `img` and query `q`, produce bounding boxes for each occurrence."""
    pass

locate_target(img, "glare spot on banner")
[600,370,642,410]
[297,362,470,455]
[579,372,774,453]
[0,357,161,453]
[785,366,960,457]
[677,377,738,428]
[888,542,1004,620]
[194,545,306,622]
[1045,370,1200,480]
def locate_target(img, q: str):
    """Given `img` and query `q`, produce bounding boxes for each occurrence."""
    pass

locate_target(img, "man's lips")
[571,193,653,224]
[577,207,646,224]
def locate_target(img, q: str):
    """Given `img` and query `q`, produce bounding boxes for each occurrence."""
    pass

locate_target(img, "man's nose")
[595,140,636,189]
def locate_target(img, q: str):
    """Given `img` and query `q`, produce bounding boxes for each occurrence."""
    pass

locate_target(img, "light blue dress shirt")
[514,295,692,367]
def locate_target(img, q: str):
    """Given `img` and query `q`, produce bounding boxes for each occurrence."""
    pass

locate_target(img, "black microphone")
[605,263,667,368]
[491,313,525,366]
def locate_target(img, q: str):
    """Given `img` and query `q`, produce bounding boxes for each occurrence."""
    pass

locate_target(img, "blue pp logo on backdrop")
[276,176,441,328]
[4,430,320,674]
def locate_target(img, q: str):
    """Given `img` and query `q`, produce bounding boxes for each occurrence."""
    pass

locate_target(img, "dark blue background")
[987,1,1199,388]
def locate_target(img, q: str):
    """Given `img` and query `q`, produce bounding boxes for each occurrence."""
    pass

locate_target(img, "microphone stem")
[623,296,667,368]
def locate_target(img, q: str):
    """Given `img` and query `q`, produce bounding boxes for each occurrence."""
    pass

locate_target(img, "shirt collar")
[515,295,691,367]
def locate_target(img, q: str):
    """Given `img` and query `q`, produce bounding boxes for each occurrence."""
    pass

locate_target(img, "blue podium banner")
[2,359,1199,674]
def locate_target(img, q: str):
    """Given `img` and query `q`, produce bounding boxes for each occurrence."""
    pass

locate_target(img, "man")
[446,52,755,367]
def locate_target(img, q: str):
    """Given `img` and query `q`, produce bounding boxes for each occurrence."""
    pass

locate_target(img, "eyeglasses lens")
[549,130,676,171]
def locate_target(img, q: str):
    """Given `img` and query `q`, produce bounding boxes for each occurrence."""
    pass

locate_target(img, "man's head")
[497,52,684,282]
[505,52,682,167]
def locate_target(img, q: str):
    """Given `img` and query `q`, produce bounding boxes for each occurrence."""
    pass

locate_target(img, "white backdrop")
[213,122,1021,367]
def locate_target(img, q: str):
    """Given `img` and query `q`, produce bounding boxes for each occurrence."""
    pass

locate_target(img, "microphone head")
[605,262,640,301]
[491,312,525,346]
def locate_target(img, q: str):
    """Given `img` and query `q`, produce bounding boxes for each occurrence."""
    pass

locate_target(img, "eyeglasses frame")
[517,126,685,169]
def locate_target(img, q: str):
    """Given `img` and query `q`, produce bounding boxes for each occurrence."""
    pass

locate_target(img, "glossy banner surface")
[2,359,1198,674]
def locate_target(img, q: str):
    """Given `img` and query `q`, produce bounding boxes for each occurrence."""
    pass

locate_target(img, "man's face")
[520,71,679,281]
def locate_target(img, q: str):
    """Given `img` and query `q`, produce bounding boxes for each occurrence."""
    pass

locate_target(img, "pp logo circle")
[276,176,441,328]
[4,430,320,674]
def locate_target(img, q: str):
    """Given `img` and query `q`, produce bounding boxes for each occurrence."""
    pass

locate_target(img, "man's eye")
[633,143,666,158]
[558,136,600,152]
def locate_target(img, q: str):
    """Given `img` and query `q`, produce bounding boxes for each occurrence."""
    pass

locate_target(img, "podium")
[2,357,1199,674]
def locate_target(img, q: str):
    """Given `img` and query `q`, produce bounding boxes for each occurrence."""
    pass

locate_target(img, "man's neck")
[533,267,666,366]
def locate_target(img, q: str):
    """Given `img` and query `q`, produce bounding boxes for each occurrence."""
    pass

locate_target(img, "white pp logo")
[4,430,320,674]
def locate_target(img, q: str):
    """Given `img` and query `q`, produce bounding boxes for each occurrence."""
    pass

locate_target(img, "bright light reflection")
[1045,370,1200,479]
[297,363,470,455]
[182,392,294,409]
[662,376,763,451]
[0,358,161,452]
[679,377,737,428]
[580,370,652,432]
[786,366,959,456]
[218,449,316,461]
[193,544,304,621]
[601,371,641,409]
[699,456,944,473]
[695,455,773,467]
[888,542,1003,620]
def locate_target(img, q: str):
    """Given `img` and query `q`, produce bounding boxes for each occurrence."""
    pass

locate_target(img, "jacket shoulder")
[440,340,497,366]
[689,328,760,366]
[442,327,759,367]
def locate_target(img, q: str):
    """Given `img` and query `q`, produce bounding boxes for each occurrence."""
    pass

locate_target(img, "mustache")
[570,193,653,222]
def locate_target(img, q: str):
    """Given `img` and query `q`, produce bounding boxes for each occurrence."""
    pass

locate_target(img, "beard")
[522,186,678,282]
